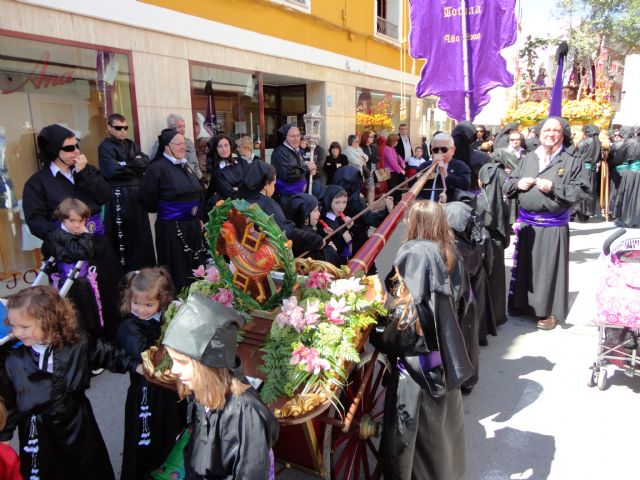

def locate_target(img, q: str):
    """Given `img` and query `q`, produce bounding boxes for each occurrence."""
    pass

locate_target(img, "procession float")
[142,160,436,479]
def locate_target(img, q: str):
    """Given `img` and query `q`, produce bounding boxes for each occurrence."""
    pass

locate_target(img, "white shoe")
[91,368,105,376]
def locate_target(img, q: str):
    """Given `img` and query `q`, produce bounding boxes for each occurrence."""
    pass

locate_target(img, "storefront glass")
[355,87,410,134]
[0,33,135,295]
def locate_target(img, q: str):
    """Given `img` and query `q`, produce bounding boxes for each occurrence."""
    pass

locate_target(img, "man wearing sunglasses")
[98,113,155,271]
[424,132,471,203]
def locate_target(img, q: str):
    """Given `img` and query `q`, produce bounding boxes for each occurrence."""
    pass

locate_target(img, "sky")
[519,0,564,40]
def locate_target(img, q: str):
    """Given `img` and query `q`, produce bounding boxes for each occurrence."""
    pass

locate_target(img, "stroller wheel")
[597,369,608,391]
[586,367,596,388]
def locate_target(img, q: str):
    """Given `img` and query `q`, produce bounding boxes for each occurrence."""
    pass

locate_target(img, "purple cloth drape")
[409,0,517,121]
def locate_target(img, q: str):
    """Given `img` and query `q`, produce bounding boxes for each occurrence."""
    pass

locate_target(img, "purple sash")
[158,200,200,221]
[57,261,89,278]
[397,351,442,374]
[517,208,570,227]
[275,177,307,195]
[86,214,105,236]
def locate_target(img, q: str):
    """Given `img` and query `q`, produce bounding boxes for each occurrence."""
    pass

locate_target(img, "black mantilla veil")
[154,128,178,161]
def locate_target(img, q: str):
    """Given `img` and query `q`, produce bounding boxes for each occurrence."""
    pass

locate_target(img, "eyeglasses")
[109,124,129,131]
[170,142,186,147]
[509,137,521,142]
[431,147,449,154]
[60,143,80,152]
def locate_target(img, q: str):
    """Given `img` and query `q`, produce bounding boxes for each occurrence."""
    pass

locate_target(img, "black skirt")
[155,219,205,293]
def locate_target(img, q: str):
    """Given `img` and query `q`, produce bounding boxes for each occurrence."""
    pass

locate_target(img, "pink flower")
[276,297,306,331]
[303,300,321,328]
[305,271,333,289]
[205,266,220,283]
[211,288,234,307]
[290,346,331,375]
[329,277,366,297]
[324,297,350,325]
[192,265,206,278]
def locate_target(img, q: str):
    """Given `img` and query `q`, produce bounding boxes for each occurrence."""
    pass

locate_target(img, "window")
[0,33,136,295]
[376,0,400,41]
[355,88,409,135]
[270,0,311,14]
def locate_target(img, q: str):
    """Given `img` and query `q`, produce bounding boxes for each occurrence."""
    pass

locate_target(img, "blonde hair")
[390,276,423,335]
[404,200,456,271]
[169,349,250,409]
[235,136,253,150]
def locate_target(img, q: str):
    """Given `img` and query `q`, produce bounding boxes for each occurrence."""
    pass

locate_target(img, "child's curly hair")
[6,285,79,348]
[119,267,175,316]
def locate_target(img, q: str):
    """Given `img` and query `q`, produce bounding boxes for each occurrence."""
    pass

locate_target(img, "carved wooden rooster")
[219,220,280,302]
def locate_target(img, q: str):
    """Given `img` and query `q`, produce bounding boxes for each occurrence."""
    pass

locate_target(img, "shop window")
[0,33,135,296]
[190,63,260,157]
[355,87,409,135]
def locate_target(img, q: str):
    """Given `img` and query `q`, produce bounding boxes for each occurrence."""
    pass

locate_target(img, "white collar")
[163,152,187,165]
[50,162,75,182]
[326,212,337,221]
[535,145,563,165]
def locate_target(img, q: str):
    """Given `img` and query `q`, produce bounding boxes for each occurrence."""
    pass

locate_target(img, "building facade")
[0,0,453,288]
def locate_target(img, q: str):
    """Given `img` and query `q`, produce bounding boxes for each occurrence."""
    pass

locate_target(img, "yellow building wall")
[142,0,422,73]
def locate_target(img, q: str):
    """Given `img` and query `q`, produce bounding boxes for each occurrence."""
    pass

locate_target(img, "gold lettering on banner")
[443,33,482,43]
[443,5,482,18]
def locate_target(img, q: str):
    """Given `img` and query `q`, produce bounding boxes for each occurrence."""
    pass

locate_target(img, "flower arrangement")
[355,112,395,131]
[504,99,612,129]
[259,272,386,411]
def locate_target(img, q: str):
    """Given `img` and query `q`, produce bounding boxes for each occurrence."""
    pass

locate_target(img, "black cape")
[0,334,137,479]
[504,147,589,321]
[22,165,122,339]
[573,125,601,218]
[115,314,186,480]
[371,240,471,480]
[184,389,279,479]
[139,156,205,292]
[612,132,640,227]
[98,136,156,271]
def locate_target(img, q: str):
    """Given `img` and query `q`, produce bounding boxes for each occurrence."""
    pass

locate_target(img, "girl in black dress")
[162,293,279,479]
[1,286,140,480]
[204,134,248,211]
[115,267,186,480]
[139,128,205,293]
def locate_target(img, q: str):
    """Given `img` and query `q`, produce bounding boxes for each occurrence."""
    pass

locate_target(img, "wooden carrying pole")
[347,163,435,275]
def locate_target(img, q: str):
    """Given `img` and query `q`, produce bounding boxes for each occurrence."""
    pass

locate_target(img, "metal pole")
[460,0,471,121]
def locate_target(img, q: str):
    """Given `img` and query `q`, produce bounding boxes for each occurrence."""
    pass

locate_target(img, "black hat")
[37,124,75,163]
[155,128,179,160]
[277,124,296,144]
[162,292,245,369]
[286,193,319,227]
[240,159,270,195]
[319,185,347,213]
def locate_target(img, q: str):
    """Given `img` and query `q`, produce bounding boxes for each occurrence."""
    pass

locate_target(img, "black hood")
[452,122,476,164]
[239,159,269,196]
[37,124,75,163]
[332,165,362,197]
[154,128,179,160]
[286,193,318,227]
[319,184,347,214]
[277,124,296,145]
[493,122,520,149]
[394,240,452,299]
[583,124,600,138]
[445,202,483,246]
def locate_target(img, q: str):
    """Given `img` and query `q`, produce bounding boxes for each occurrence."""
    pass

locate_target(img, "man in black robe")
[504,117,589,330]
[452,122,490,192]
[573,124,602,222]
[612,128,640,227]
[98,113,155,271]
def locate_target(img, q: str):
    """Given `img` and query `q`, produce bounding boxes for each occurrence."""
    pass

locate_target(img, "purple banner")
[409,0,517,121]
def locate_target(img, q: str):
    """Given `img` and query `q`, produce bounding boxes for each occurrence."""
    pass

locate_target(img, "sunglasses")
[60,143,80,152]
[109,124,129,131]
[431,147,449,154]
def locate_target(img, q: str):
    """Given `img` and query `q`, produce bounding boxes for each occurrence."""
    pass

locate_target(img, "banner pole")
[460,0,471,121]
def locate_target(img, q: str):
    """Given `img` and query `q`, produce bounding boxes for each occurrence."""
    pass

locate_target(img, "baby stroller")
[587,228,640,390]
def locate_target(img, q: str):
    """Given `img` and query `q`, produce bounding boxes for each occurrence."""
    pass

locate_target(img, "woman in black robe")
[612,129,640,227]
[238,160,290,232]
[270,124,313,205]
[138,128,205,293]
[573,124,601,221]
[0,286,139,480]
[504,117,589,328]
[22,124,122,339]
[477,162,510,327]
[98,119,155,271]
[371,202,472,479]
[323,141,349,185]
[204,134,248,213]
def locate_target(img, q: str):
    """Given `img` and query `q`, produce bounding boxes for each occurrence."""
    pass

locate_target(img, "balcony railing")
[376,16,399,40]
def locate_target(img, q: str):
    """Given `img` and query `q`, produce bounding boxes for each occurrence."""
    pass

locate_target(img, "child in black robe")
[285,193,341,266]
[0,286,140,480]
[115,267,186,480]
[371,200,472,480]
[238,160,290,232]
[139,128,205,293]
[162,293,279,479]
[22,124,122,339]
[42,198,101,338]
[319,185,353,265]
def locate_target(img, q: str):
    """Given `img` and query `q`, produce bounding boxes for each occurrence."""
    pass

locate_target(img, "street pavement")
[33,216,637,479]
